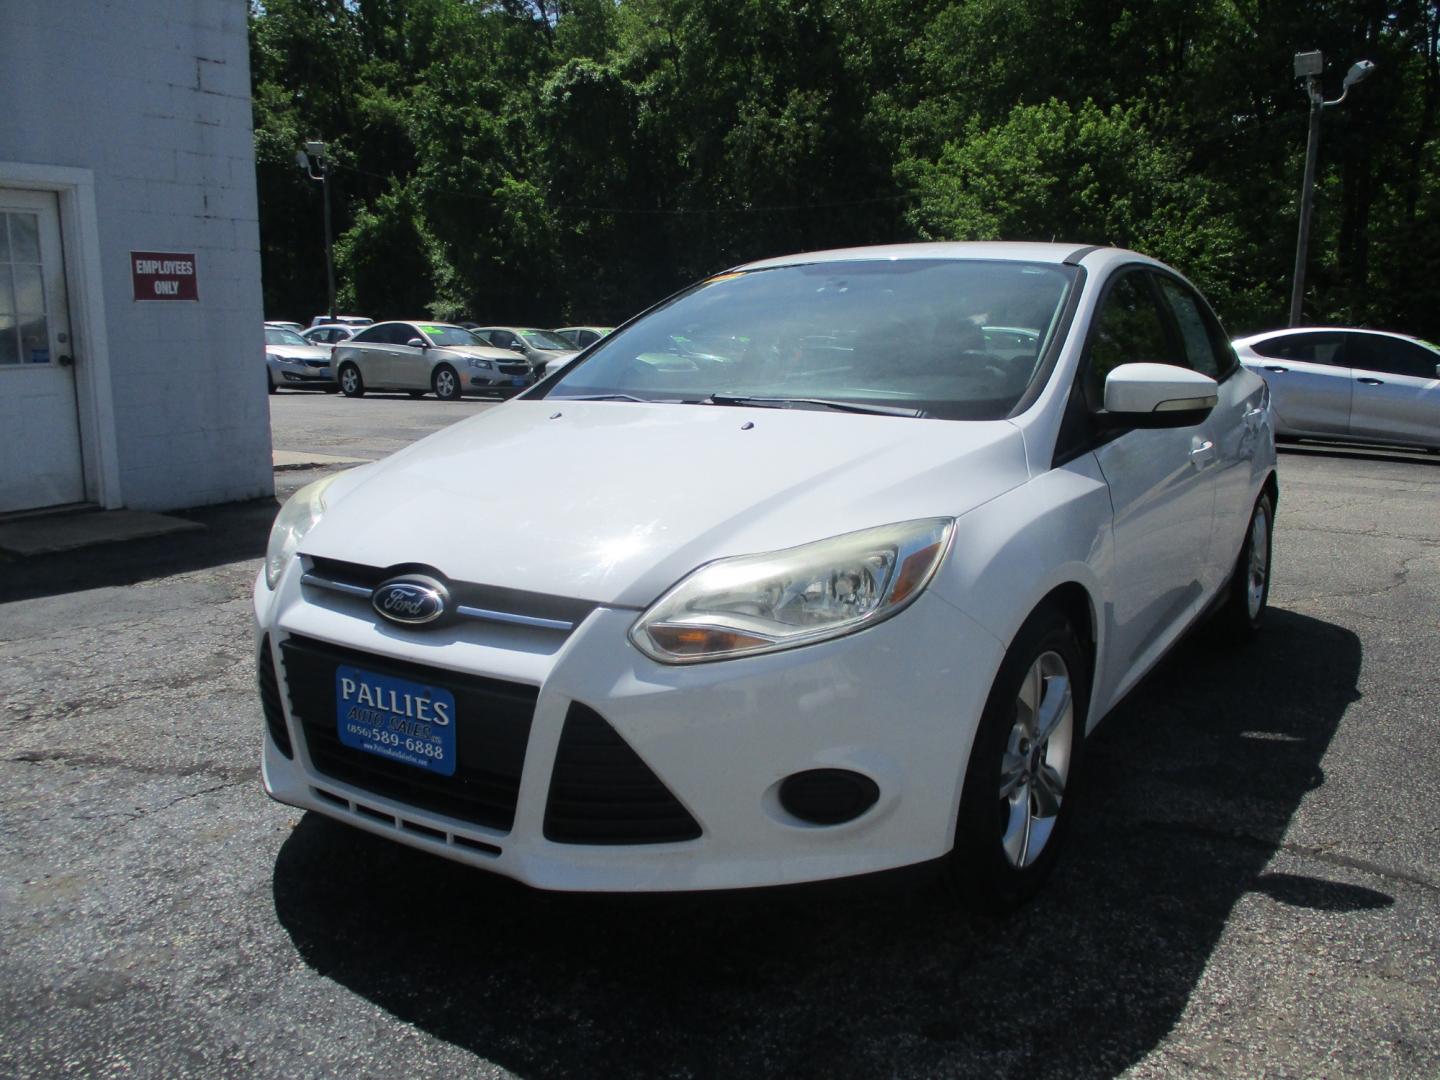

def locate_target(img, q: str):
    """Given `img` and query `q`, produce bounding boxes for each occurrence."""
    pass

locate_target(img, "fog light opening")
[778,769,880,826]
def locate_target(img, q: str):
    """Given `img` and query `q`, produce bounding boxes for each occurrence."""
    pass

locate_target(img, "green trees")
[250,0,1440,339]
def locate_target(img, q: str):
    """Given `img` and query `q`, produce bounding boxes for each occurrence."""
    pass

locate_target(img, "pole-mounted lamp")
[297,140,337,323]
[1288,52,1375,327]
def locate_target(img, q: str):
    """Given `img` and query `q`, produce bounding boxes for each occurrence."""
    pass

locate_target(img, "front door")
[1083,269,1217,708]
[1344,332,1440,449]
[0,189,83,512]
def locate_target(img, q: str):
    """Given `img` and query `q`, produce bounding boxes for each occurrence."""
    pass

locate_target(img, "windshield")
[543,260,1077,419]
[265,328,309,346]
[517,329,575,350]
[421,325,480,347]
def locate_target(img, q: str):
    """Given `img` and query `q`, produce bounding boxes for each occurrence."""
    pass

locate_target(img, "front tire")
[267,371,276,395]
[431,364,460,402]
[338,362,365,398]
[947,604,1088,912]
[1215,490,1274,636]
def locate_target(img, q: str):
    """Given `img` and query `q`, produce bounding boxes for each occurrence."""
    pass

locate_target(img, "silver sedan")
[1234,327,1439,452]
[265,326,335,393]
[332,321,535,400]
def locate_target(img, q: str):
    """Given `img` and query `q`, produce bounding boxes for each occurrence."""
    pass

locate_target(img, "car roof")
[1233,326,1430,347]
[731,241,1153,273]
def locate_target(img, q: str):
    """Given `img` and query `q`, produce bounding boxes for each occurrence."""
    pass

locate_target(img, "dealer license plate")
[511,376,527,386]
[335,665,457,777]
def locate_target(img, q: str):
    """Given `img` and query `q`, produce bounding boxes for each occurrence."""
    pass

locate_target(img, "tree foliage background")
[251,0,1440,338]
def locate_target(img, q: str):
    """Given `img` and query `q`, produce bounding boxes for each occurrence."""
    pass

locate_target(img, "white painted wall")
[0,0,272,511]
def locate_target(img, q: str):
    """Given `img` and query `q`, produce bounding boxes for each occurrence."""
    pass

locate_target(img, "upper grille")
[257,636,292,759]
[302,556,594,633]
[544,703,702,845]
[280,634,536,831]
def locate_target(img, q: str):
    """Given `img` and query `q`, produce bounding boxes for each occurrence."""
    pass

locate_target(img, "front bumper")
[254,562,1003,891]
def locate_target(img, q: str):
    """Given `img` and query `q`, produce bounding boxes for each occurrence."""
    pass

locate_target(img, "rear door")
[1246,332,1351,435]
[1345,333,1440,449]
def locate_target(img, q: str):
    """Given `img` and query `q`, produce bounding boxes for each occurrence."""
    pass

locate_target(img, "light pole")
[1288,52,1376,327]
[296,140,336,322]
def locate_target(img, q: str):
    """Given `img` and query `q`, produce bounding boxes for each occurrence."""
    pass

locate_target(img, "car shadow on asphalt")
[271,608,1363,1078]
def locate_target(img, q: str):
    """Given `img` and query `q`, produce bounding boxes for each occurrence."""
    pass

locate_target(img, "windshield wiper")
[560,393,654,403]
[701,394,927,418]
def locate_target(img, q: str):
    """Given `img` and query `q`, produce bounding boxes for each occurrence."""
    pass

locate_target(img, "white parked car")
[256,242,1277,909]
[332,321,535,400]
[1233,327,1439,452]
[302,324,361,347]
[264,326,335,393]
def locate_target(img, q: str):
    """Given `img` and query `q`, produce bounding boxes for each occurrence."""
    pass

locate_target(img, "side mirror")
[1100,363,1218,429]
[406,337,428,349]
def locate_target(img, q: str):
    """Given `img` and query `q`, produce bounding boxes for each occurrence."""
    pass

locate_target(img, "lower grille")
[280,635,535,831]
[544,703,702,845]
[258,636,292,758]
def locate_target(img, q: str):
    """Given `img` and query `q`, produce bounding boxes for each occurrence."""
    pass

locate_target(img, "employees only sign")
[131,251,198,301]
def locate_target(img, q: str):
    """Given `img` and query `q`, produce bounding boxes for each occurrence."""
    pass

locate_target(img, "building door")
[0,188,83,512]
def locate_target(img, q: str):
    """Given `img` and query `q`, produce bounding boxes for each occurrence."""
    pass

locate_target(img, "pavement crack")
[5,748,257,784]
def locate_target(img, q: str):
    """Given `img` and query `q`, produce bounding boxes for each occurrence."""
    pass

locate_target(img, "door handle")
[1264,365,1289,374]
[57,354,74,367]
[1357,376,1384,385]
[1189,439,1217,468]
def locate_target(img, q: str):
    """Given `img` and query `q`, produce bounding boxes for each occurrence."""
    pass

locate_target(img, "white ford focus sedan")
[255,242,1277,909]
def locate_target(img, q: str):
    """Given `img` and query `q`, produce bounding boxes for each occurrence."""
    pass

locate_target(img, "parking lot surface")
[0,397,1436,1078]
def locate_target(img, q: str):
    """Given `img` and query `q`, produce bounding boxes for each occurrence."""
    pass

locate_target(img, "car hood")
[268,345,332,362]
[438,345,529,363]
[304,401,1030,607]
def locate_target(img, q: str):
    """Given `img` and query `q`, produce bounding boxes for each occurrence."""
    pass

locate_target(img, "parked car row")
[264,319,615,400]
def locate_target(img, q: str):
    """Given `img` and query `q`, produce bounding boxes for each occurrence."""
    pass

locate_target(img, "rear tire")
[1215,491,1274,637]
[946,603,1088,913]
[431,364,460,402]
[338,362,364,398]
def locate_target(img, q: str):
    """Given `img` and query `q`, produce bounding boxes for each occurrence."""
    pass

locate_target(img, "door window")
[1157,278,1226,378]
[0,212,49,365]
[1249,332,1346,365]
[1346,333,1440,379]
[1083,270,1178,407]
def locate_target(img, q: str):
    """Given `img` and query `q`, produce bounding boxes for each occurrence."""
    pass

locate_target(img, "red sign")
[131,251,199,301]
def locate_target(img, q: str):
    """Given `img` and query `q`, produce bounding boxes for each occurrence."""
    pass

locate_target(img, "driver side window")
[1083,271,1178,409]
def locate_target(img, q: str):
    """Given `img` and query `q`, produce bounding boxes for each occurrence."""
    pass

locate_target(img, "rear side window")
[1346,333,1440,379]
[1083,270,1178,407]
[1157,278,1227,378]
[350,325,389,344]
[1250,332,1346,366]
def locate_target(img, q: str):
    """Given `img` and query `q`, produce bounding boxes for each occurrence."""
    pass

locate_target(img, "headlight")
[264,474,341,589]
[630,518,953,663]
[468,358,493,370]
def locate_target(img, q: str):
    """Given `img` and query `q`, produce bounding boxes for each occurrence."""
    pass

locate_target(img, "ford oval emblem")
[372,575,448,626]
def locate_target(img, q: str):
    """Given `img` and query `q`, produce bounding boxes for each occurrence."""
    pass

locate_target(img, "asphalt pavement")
[0,396,1436,1078]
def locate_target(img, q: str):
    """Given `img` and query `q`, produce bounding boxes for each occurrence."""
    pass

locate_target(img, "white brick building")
[0,0,271,514]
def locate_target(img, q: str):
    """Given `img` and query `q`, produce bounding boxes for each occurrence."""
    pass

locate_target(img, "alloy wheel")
[998,650,1075,869]
[1246,504,1270,620]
